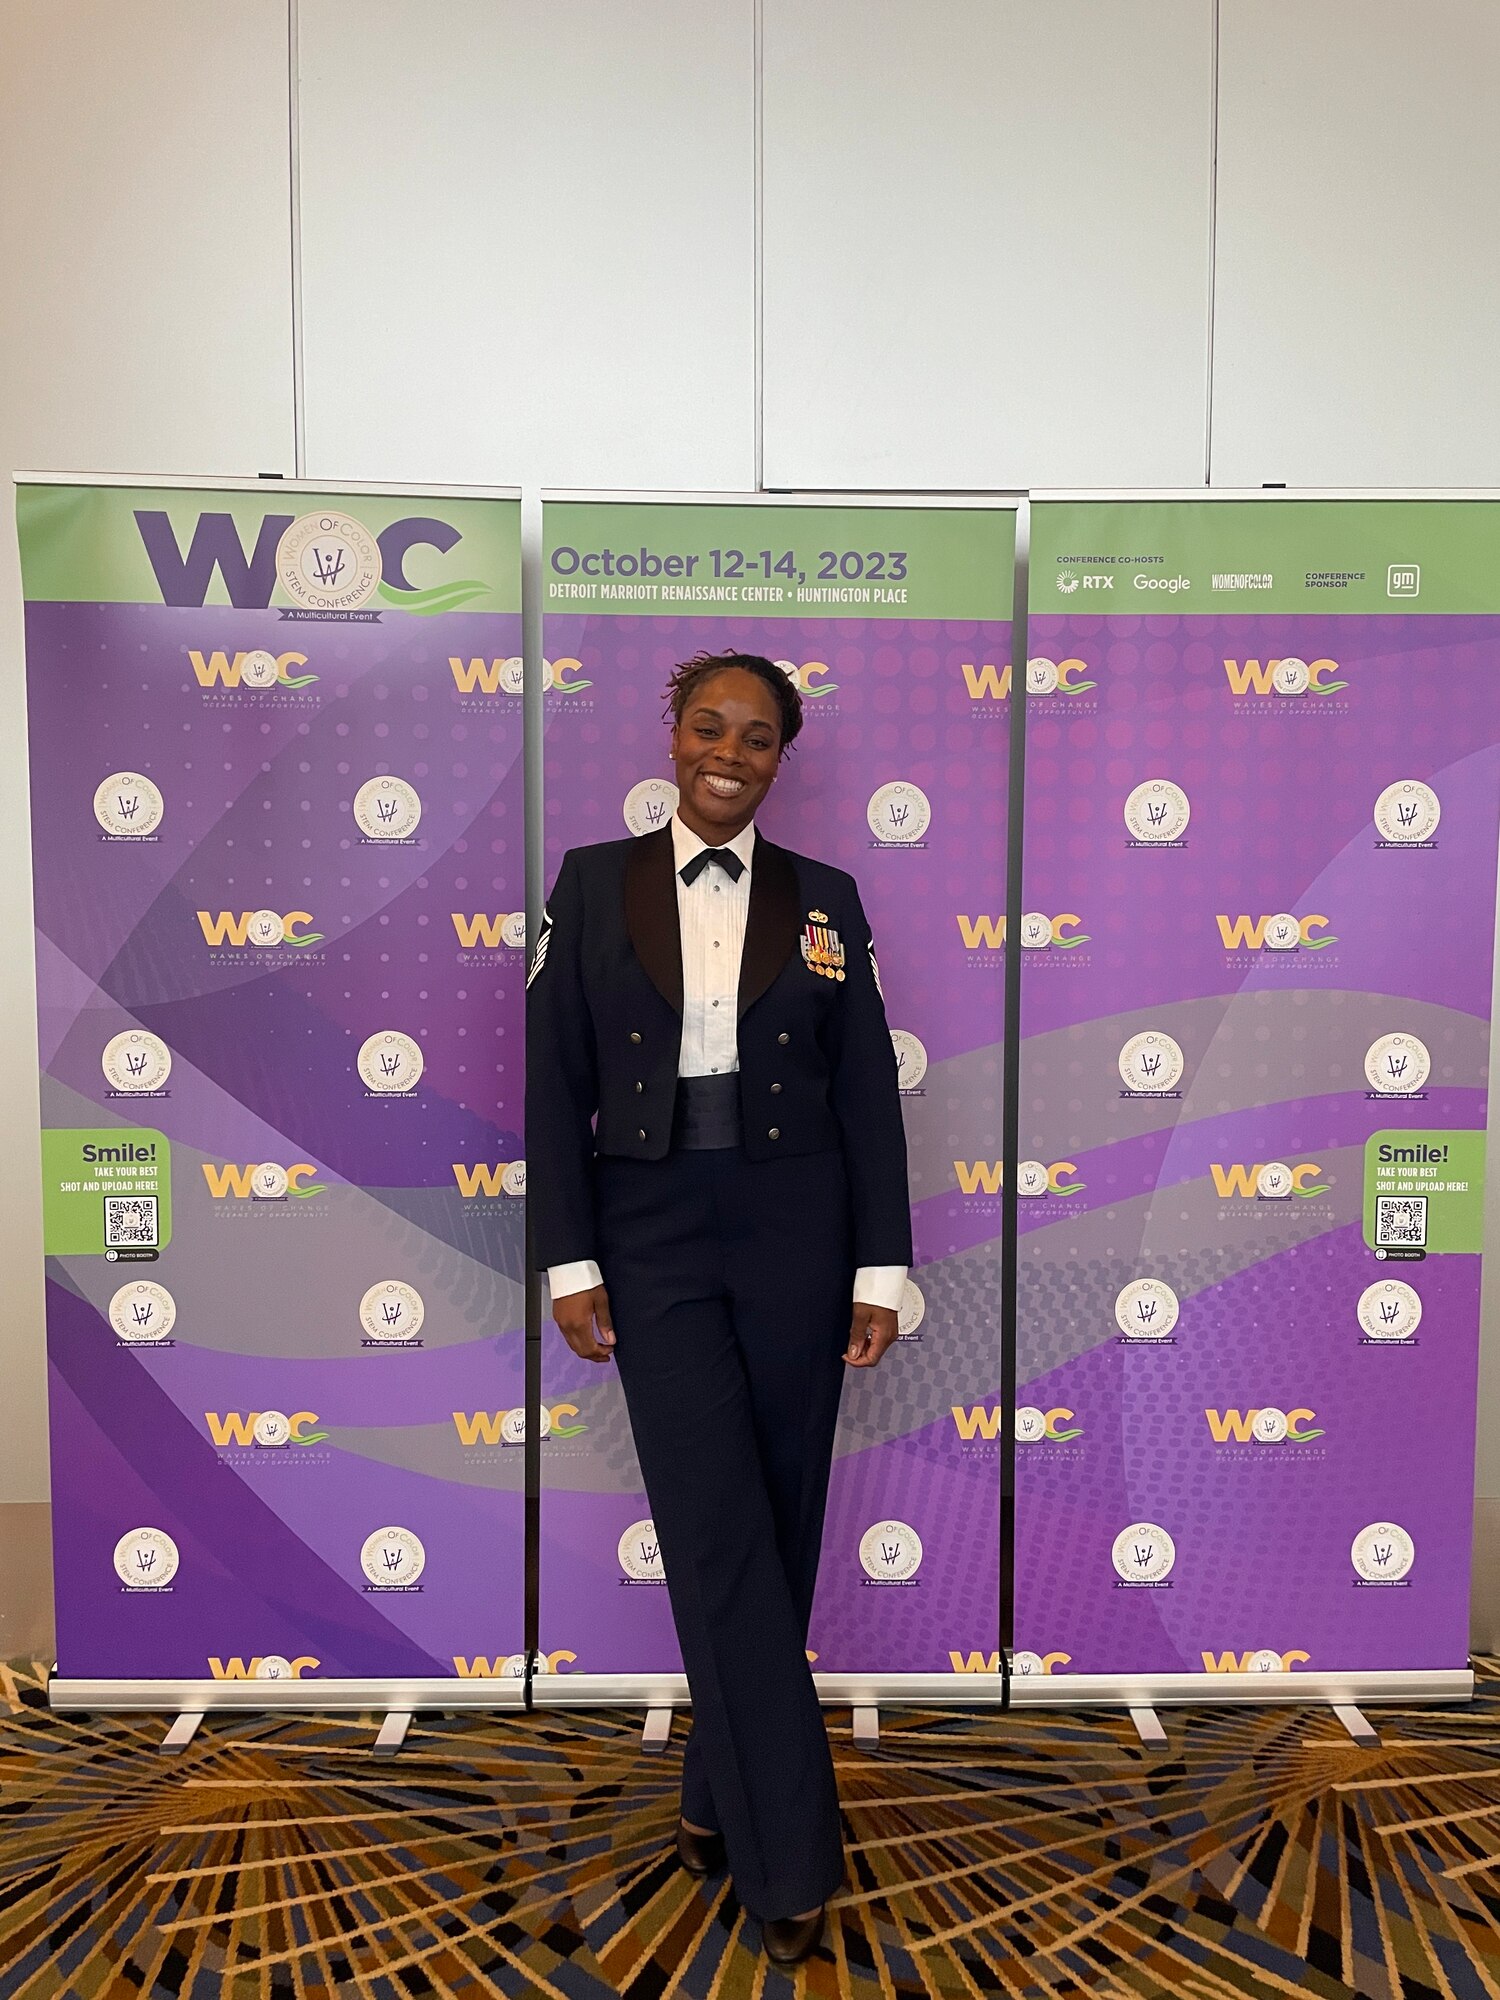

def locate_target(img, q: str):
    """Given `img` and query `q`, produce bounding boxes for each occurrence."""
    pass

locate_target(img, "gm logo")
[1388,565,1420,598]
[1222,657,1348,696]
[1201,1649,1310,1673]
[954,1161,1085,1196]
[201,1162,326,1199]
[197,910,324,948]
[189,649,317,689]
[1216,914,1336,951]
[1204,1407,1325,1443]
[1210,1163,1329,1199]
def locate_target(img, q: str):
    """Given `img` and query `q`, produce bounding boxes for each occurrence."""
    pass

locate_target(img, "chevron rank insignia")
[801,915,846,980]
[526,907,553,988]
[868,940,883,998]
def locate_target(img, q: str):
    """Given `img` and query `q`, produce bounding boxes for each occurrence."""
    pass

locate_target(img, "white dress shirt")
[546,812,908,1313]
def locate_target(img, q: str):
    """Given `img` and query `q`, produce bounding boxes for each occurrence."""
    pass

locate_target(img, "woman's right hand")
[553,1284,616,1364]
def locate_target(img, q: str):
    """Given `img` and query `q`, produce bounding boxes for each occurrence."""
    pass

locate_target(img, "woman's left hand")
[844,1302,900,1368]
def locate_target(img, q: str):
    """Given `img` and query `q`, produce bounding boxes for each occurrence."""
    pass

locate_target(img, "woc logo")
[453,1651,577,1676]
[1211,1162,1329,1198]
[953,1404,1081,1441]
[205,1411,330,1446]
[1201,1649,1310,1673]
[959,660,1094,700]
[188,649,317,689]
[209,1655,320,1678]
[1204,1407,1325,1443]
[949,1650,1072,1674]
[202,1162,326,1198]
[452,1162,526,1197]
[1216,914,1337,951]
[1222,657,1348,696]
[451,1405,586,1444]
[139,508,474,610]
[954,1160,1084,1196]
[956,914,1088,949]
[197,910,324,948]
[451,913,526,950]
[448,656,591,694]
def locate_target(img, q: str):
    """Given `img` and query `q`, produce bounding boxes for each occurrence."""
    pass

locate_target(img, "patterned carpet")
[4,1660,1500,1998]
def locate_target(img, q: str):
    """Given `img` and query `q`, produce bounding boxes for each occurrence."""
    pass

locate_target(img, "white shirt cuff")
[547,1259,602,1300]
[853,1265,907,1311]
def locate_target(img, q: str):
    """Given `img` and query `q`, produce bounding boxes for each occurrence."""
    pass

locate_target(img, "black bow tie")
[679,845,746,886]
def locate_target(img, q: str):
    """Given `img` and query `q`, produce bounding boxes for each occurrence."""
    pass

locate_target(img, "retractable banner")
[1017,498,1500,1682]
[18,481,526,1687]
[539,498,1014,1675]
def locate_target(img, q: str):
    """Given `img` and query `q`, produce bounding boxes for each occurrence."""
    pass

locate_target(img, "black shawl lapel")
[624,825,683,1014]
[738,831,799,1018]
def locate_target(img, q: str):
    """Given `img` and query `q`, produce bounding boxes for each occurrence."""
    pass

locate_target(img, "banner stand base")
[51,1664,1473,1716]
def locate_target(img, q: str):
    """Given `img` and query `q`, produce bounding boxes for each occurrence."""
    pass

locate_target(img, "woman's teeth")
[702,774,745,796]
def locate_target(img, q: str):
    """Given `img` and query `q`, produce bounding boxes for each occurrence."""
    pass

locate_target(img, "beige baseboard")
[1473,1497,1500,1654]
[0,1502,53,1662]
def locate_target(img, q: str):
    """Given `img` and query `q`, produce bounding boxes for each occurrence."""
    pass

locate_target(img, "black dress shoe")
[762,1905,825,1965]
[675,1819,725,1875]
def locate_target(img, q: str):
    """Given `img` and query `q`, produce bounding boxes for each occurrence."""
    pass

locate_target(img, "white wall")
[5,1,1500,1571]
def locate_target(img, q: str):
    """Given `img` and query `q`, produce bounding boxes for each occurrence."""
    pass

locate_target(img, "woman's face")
[670,668,782,841]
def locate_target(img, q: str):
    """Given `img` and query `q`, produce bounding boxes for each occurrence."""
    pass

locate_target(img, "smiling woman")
[526,645,912,1964]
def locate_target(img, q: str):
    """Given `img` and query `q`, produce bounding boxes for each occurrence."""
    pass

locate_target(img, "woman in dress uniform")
[527,648,911,1966]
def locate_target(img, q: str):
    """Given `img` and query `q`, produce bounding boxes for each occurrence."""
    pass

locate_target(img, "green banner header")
[543,501,1014,621]
[1031,499,1500,616]
[16,482,522,615]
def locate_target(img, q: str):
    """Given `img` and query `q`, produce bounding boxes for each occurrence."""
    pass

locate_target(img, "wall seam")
[753,0,765,491]
[1203,0,1221,486]
[287,0,307,476]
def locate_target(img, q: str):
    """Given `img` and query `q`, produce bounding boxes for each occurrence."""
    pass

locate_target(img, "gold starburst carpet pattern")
[4,1659,1500,1998]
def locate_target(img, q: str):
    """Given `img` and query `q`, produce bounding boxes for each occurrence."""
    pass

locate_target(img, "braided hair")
[663,649,803,757]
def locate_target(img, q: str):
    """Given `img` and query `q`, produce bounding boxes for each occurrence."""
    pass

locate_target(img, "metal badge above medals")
[801,908,846,981]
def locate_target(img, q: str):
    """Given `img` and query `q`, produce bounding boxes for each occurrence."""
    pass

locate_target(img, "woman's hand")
[844,1302,899,1368]
[554,1284,616,1364]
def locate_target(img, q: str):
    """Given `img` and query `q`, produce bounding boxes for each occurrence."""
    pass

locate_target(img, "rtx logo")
[1204,1408,1325,1443]
[1210,1163,1329,1199]
[197,910,324,949]
[1201,1649,1309,1673]
[188,649,317,689]
[1222,657,1347,696]
[1215,914,1336,951]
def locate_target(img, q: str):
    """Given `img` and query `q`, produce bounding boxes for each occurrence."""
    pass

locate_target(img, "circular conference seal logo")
[1115,1278,1179,1341]
[898,1279,926,1338]
[1263,914,1301,951]
[94,771,164,839]
[890,1029,928,1091]
[1272,657,1310,696]
[255,1655,295,1680]
[1011,1651,1046,1676]
[618,1518,665,1582]
[1256,1162,1294,1197]
[1358,1278,1422,1341]
[253,1410,292,1448]
[1352,1521,1415,1583]
[1111,1522,1176,1585]
[500,911,528,950]
[276,510,382,613]
[1374,778,1441,845]
[1014,1406,1047,1443]
[1252,1407,1290,1444]
[1248,1650,1286,1674]
[1019,912,1054,949]
[1365,1031,1430,1095]
[867,781,932,846]
[245,909,285,947]
[1027,658,1060,695]
[359,1281,425,1343]
[252,1163,289,1199]
[1123,779,1190,844]
[498,657,525,696]
[358,1030,424,1094]
[113,1526,180,1590]
[109,1280,176,1344]
[859,1519,924,1581]
[501,1160,527,1196]
[353,775,422,841]
[102,1029,171,1094]
[360,1526,426,1588]
[1016,1160,1049,1197]
[499,1405,552,1445]
[622,778,679,838]
[238,649,282,690]
[1118,1030,1185,1094]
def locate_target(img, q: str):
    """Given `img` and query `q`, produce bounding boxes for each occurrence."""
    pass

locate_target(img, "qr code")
[1376,1194,1427,1247]
[105,1195,158,1247]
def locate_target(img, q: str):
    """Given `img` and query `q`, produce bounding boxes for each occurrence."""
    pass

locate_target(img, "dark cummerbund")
[670,1071,743,1150]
